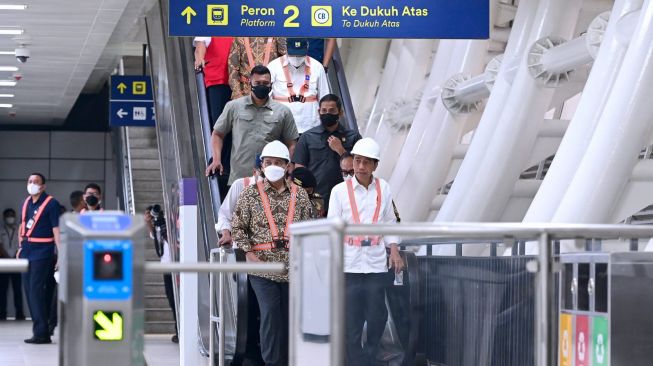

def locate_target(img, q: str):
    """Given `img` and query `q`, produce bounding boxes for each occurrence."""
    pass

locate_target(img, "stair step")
[133,180,164,191]
[128,127,158,139]
[145,272,167,284]
[145,321,177,334]
[145,283,166,296]
[131,159,161,170]
[145,295,172,308]
[129,137,158,149]
[130,148,160,160]
[146,308,175,322]
[131,169,162,181]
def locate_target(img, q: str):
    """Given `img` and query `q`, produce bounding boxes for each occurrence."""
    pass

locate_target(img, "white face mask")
[5,217,15,225]
[288,56,305,68]
[264,165,286,182]
[27,183,41,196]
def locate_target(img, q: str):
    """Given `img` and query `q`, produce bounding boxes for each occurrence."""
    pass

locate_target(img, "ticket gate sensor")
[59,212,145,366]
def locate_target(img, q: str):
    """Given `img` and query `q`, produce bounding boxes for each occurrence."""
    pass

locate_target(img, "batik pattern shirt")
[232,179,312,282]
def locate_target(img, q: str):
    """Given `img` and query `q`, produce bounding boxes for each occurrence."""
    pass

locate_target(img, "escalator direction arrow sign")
[182,6,197,24]
[93,311,123,341]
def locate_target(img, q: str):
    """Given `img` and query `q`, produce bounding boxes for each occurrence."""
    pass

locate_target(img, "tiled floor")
[0,319,180,366]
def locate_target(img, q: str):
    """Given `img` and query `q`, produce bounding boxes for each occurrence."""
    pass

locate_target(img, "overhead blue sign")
[80,214,132,232]
[110,76,156,127]
[169,0,489,39]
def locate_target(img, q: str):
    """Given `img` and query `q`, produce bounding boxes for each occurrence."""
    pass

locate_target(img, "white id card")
[26,219,34,230]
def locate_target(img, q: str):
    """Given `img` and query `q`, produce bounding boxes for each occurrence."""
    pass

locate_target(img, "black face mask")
[320,113,339,127]
[85,195,99,207]
[251,85,271,99]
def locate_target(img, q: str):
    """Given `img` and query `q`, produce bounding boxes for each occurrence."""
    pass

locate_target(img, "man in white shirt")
[216,160,261,246]
[268,38,330,133]
[327,137,404,366]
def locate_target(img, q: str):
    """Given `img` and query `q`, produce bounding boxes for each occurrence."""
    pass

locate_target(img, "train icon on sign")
[207,5,228,26]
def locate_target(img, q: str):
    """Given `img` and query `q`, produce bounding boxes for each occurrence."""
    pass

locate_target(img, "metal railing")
[289,220,653,366]
[121,126,136,215]
[0,259,28,272]
[209,248,225,366]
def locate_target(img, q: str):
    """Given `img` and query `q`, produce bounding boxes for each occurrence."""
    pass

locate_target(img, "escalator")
[139,1,419,364]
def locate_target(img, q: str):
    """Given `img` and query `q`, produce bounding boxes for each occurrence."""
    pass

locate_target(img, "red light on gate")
[103,254,112,263]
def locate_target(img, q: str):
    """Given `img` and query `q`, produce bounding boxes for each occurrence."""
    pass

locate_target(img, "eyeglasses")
[341,170,355,176]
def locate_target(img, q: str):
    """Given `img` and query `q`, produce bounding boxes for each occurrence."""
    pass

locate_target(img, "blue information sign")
[169,0,489,39]
[110,76,156,127]
[79,214,132,232]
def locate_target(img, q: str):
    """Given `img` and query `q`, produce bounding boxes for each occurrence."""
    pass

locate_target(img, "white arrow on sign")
[117,108,128,119]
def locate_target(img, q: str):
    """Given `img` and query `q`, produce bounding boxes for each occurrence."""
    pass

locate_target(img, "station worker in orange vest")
[268,38,330,134]
[327,138,404,366]
[231,141,312,366]
[16,172,61,344]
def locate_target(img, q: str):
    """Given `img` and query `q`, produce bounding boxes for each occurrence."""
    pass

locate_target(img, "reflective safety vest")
[20,195,54,243]
[272,55,318,104]
[240,37,274,83]
[345,178,382,246]
[251,181,299,251]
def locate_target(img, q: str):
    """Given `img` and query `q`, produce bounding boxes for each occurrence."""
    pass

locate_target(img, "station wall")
[0,131,118,215]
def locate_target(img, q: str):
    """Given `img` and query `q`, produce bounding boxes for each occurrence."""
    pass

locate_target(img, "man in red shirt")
[194,37,234,199]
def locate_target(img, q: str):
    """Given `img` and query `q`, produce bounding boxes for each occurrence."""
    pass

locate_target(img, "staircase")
[126,126,176,335]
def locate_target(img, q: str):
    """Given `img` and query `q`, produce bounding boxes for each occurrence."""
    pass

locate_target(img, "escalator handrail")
[332,45,359,133]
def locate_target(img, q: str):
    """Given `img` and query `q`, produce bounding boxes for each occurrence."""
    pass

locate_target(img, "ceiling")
[0,0,155,125]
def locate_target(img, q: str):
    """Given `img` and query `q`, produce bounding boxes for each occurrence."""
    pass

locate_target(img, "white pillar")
[524,0,644,222]
[179,178,201,366]
[374,39,437,178]
[391,40,488,222]
[552,0,653,223]
[435,0,541,221]
[343,39,390,124]
[438,0,583,222]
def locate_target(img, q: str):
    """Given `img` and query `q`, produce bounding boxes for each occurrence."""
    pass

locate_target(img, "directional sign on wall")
[110,76,156,127]
[169,0,489,39]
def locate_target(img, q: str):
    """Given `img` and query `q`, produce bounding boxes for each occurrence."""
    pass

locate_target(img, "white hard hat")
[351,138,381,160]
[260,140,290,161]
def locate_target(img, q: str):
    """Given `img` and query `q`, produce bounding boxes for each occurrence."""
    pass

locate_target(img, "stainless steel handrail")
[289,219,653,366]
[122,126,136,215]
[208,248,226,366]
[0,259,28,272]
[144,262,283,274]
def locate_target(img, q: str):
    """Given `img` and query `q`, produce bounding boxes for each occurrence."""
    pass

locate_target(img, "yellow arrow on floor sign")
[117,82,127,94]
[94,311,123,341]
[181,6,197,25]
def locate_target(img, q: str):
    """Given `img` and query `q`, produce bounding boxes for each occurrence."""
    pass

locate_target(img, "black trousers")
[249,276,289,366]
[23,257,55,338]
[345,273,389,366]
[163,273,178,334]
[0,272,24,318]
[207,84,232,201]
